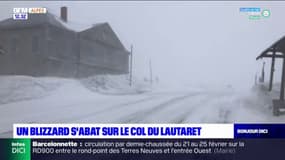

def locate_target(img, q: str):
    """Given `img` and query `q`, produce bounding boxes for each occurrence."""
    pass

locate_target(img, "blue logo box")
[234,124,285,138]
[239,7,261,12]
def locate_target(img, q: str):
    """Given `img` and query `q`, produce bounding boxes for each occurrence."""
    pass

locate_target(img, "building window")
[32,36,39,52]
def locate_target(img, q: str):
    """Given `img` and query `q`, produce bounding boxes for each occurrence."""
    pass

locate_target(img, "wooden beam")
[260,54,284,58]
[269,49,276,91]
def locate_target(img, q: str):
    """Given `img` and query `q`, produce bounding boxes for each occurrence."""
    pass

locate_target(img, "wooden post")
[269,48,276,91]
[280,55,285,100]
[261,62,265,82]
[129,45,133,86]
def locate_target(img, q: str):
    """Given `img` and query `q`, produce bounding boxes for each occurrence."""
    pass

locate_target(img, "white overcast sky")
[1,1,285,90]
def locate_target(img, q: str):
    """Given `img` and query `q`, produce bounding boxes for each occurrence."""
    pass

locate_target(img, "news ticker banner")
[2,138,285,160]
[12,123,285,139]
[1,123,285,160]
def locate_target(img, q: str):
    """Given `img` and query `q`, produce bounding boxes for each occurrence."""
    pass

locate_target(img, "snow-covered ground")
[0,75,285,137]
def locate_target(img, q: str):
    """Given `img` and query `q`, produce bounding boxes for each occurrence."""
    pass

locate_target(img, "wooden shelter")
[256,36,285,116]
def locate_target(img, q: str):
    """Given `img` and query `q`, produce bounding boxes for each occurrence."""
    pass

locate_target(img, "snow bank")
[81,74,152,95]
[0,74,152,105]
[0,76,65,104]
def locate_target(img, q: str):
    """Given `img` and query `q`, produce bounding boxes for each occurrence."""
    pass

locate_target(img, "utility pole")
[149,59,153,85]
[129,45,133,86]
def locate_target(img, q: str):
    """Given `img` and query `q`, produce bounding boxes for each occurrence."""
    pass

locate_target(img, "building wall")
[79,37,129,76]
[0,26,47,76]
[44,25,79,77]
[79,26,129,76]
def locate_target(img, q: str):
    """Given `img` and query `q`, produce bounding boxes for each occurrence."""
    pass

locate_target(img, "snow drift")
[0,76,63,104]
[0,74,151,104]
[81,75,152,95]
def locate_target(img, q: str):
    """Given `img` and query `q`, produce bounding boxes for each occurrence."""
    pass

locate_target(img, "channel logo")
[11,142,26,154]
[239,7,271,20]
[13,7,47,20]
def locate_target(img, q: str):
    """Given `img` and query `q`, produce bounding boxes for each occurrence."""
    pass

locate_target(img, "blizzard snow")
[0,75,284,137]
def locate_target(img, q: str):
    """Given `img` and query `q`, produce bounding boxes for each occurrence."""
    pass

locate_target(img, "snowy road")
[0,76,285,137]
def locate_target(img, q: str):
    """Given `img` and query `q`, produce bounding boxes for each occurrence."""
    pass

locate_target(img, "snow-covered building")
[0,7,129,77]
